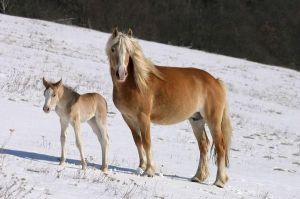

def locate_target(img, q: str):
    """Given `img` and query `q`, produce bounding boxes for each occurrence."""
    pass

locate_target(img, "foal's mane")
[60,85,81,100]
[106,32,163,91]
[48,83,78,96]
[62,85,75,92]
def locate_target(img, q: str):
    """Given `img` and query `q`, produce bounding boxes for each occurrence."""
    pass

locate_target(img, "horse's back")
[153,66,223,98]
[157,65,224,96]
[156,66,217,83]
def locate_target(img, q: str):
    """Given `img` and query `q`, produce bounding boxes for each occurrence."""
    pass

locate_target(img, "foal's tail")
[219,80,232,167]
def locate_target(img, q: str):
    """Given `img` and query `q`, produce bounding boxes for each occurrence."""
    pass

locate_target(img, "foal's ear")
[112,27,118,38]
[42,77,48,88]
[54,78,62,87]
[127,28,133,37]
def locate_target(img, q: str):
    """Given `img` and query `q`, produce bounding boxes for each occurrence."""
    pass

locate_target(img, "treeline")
[2,0,300,70]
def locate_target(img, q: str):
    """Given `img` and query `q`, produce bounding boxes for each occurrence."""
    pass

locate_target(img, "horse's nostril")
[43,106,50,112]
[116,71,120,79]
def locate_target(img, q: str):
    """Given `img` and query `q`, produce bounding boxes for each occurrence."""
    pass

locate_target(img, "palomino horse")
[106,28,232,188]
[42,78,109,172]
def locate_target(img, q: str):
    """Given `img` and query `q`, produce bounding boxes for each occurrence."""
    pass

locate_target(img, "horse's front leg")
[59,119,69,165]
[122,114,146,173]
[138,113,155,177]
[72,117,87,170]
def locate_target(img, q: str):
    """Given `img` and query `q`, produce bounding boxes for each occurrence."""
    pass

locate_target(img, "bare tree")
[0,0,9,14]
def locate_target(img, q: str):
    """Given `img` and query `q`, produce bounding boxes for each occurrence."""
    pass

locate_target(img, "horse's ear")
[112,27,118,38]
[42,77,48,87]
[54,78,62,87]
[127,28,133,37]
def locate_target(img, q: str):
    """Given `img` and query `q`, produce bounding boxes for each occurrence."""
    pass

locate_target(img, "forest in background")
[1,0,300,70]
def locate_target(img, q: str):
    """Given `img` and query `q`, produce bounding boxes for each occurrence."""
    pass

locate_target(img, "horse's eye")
[52,94,56,97]
[111,47,115,53]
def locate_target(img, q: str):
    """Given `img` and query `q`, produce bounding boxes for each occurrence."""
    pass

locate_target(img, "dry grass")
[0,173,33,199]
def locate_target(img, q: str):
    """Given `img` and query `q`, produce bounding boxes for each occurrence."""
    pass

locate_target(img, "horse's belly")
[152,117,186,125]
[151,108,195,125]
[151,92,203,125]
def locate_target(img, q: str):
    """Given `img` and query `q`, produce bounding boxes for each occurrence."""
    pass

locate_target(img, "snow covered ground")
[0,14,300,198]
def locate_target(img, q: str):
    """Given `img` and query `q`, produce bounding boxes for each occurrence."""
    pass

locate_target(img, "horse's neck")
[57,86,79,111]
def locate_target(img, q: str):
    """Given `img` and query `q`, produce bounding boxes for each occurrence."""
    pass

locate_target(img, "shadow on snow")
[0,148,195,182]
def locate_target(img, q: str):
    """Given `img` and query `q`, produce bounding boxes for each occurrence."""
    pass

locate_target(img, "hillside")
[3,0,300,70]
[0,14,300,198]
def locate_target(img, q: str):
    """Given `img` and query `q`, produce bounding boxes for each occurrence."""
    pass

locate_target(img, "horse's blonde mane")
[106,32,163,91]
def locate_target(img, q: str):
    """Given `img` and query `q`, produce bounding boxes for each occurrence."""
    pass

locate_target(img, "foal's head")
[106,27,134,83]
[42,77,63,113]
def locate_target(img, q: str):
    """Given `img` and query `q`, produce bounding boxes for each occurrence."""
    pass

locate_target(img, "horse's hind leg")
[88,117,109,172]
[207,113,228,188]
[189,113,209,183]
[122,114,146,172]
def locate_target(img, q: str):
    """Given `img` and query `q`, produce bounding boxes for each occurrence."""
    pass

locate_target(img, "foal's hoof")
[142,168,155,177]
[142,172,154,177]
[136,167,144,175]
[81,163,87,170]
[101,166,108,173]
[59,157,66,166]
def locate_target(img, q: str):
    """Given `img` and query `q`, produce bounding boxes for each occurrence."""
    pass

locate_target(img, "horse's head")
[106,27,134,83]
[42,77,63,113]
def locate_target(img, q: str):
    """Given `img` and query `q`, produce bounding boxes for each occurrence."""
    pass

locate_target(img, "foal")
[42,78,109,171]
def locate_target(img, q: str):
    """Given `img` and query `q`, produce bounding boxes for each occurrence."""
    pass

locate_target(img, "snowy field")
[0,14,300,198]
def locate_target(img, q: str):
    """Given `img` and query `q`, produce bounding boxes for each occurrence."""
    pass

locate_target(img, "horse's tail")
[218,79,232,167]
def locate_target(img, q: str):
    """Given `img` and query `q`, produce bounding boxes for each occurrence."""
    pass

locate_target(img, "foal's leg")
[138,113,155,177]
[94,116,109,172]
[207,119,228,188]
[122,114,146,172]
[88,118,108,172]
[72,117,87,170]
[59,119,69,165]
[189,117,209,182]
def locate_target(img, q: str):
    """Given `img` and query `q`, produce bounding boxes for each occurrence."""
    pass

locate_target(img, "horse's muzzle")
[116,67,128,82]
[43,106,50,113]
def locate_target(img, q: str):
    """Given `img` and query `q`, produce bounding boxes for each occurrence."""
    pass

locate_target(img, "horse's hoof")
[191,176,201,183]
[191,172,209,183]
[213,175,228,188]
[213,180,225,188]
